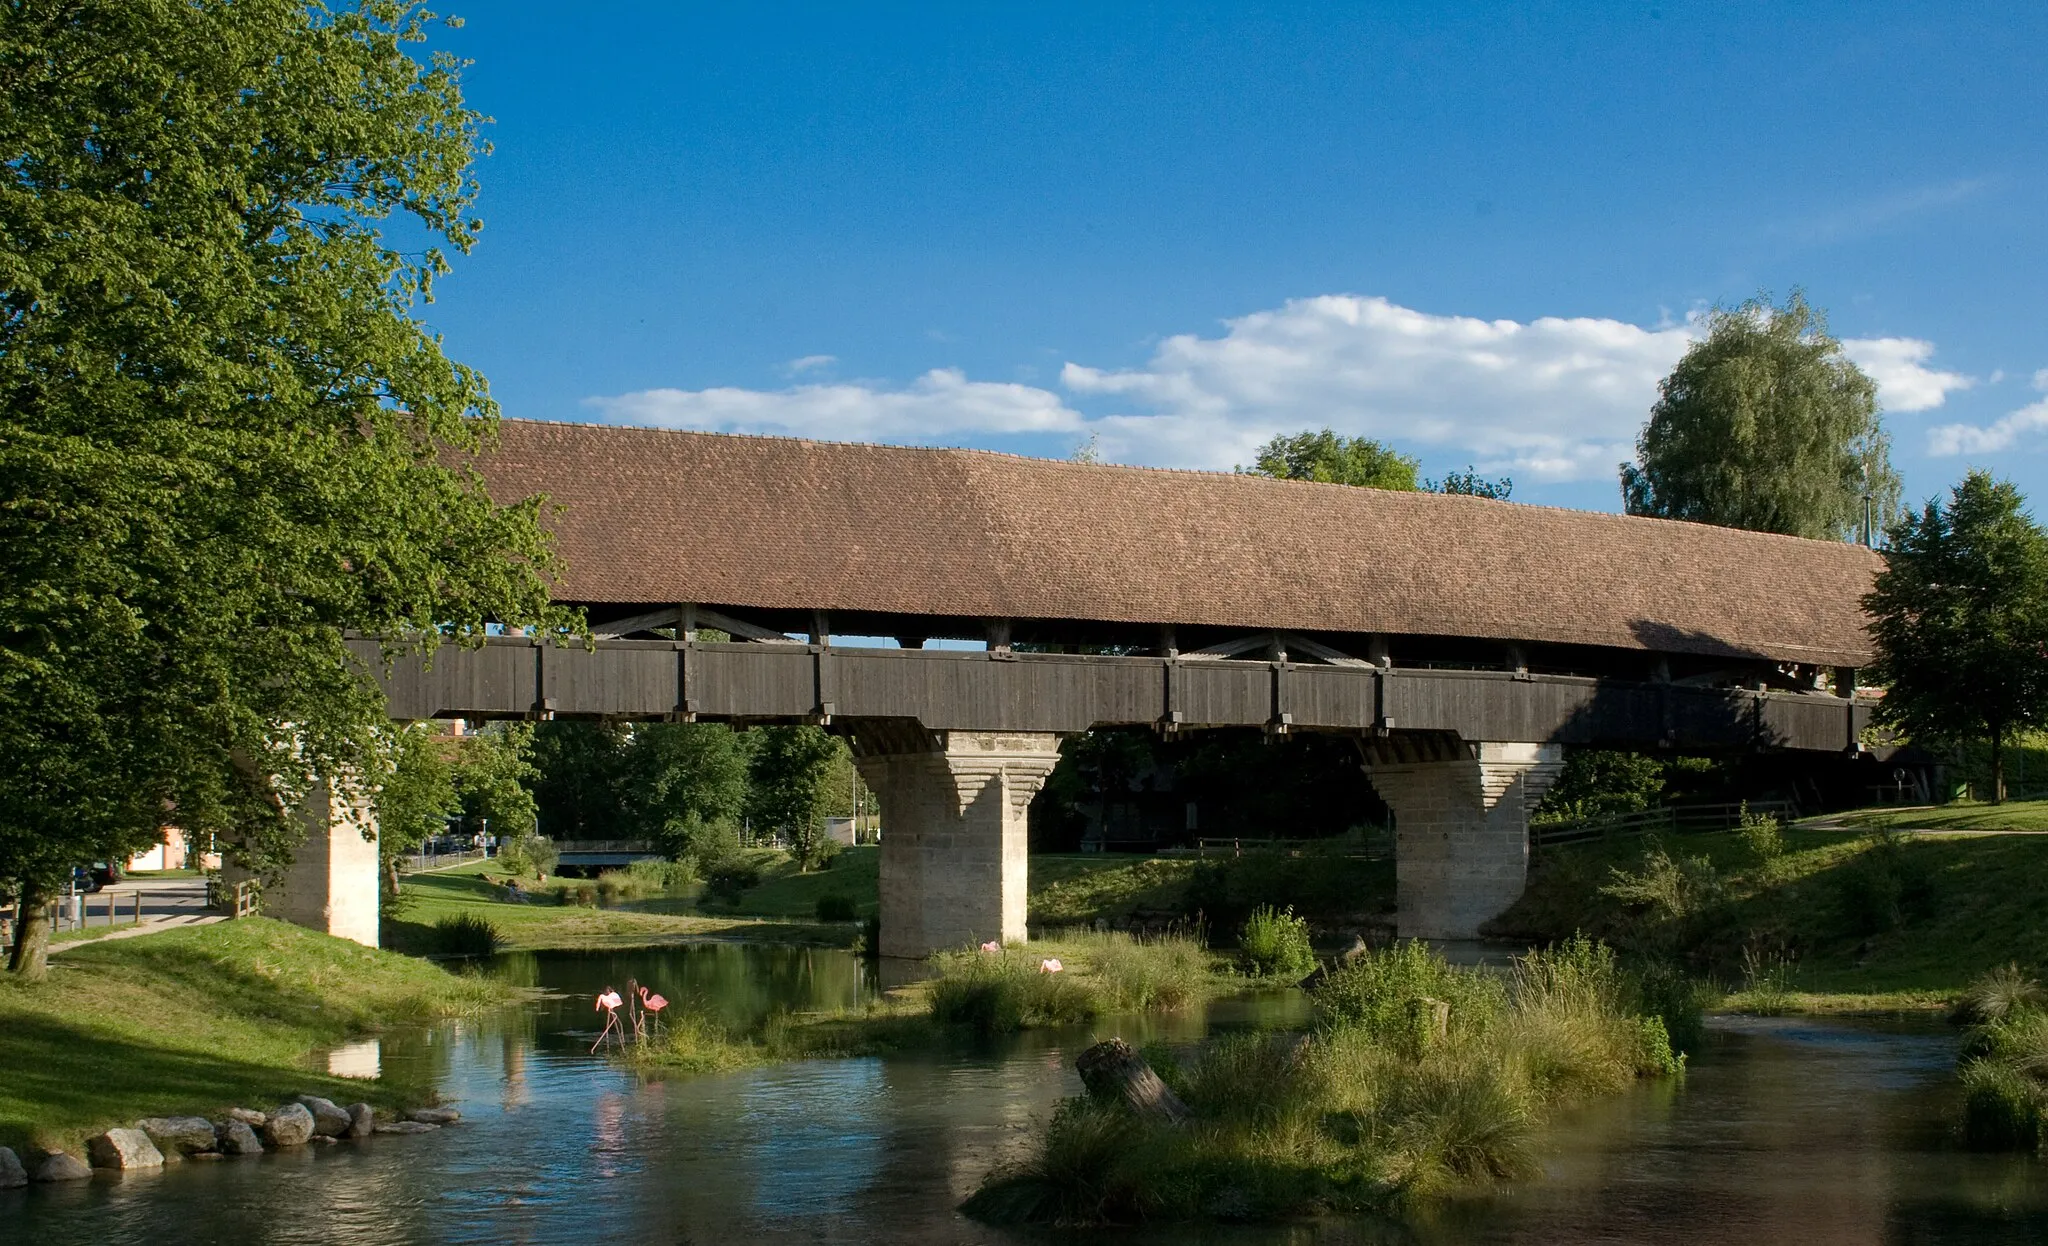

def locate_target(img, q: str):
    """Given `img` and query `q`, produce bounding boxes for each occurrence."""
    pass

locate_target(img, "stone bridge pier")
[849,723,1063,959]
[222,772,382,948]
[1360,736,1563,940]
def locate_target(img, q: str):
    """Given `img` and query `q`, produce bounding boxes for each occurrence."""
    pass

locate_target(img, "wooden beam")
[1183,633,1272,660]
[694,606,802,644]
[1279,633,1371,668]
[592,606,681,638]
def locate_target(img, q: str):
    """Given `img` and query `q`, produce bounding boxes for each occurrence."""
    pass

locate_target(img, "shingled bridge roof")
[477,419,1881,668]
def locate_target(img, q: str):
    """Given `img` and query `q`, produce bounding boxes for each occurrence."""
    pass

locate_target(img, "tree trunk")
[1075,1038,1192,1124]
[8,881,54,982]
[1991,732,2007,805]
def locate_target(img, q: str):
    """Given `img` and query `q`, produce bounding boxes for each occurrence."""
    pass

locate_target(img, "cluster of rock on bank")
[0,1095,461,1186]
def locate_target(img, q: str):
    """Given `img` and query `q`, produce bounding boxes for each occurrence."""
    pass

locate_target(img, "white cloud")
[1840,337,1972,412]
[785,354,837,374]
[582,294,1970,482]
[1929,370,2048,457]
[582,367,1083,442]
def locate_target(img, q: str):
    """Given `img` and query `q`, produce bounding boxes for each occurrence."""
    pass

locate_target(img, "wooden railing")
[207,878,257,918]
[1530,800,1797,849]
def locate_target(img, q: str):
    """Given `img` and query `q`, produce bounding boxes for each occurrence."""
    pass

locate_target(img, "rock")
[0,1146,26,1188]
[309,1135,339,1145]
[346,1103,375,1139]
[218,1120,263,1156]
[138,1115,218,1157]
[190,1152,224,1162]
[408,1107,460,1126]
[373,1121,440,1135]
[263,1102,315,1148]
[87,1128,164,1170]
[33,1152,92,1182]
[296,1095,352,1138]
[225,1107,268,1128]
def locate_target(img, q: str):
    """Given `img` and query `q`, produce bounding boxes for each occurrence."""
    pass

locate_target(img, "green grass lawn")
[1818,799,2048,833]
[1497,818,2048,1009]
[385,858,846,953]
[0,919,518,1156]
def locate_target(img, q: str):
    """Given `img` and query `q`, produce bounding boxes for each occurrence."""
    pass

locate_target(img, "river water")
[7,943,2048,1244]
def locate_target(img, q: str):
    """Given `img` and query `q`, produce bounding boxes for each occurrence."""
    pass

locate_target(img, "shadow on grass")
[0,1012,436,1154]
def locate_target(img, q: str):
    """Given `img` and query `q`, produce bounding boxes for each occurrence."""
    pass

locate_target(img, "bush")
[1600,841,1723,922]
[1837,830,1933,935]
[432,913,503,957]
[1736,802,1784,864]
[927,951,1098,1034]
[1961,1060,2045,1151]
[815,893,858,922]
[1314,940,1506,1052]
[1075,932,1214,1012]
[1238,905,1315,979]
[855,913,881,959]
[627,856,699,892]
[704,860,763,907]
[1954,963,2048,1027]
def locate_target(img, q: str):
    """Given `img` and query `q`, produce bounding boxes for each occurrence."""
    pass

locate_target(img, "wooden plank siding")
[348,636,1871,754]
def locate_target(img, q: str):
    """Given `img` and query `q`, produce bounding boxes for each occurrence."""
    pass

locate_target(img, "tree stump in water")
[1075,1038,1192,1125]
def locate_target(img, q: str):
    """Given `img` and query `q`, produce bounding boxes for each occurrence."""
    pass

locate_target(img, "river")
[7,943,2048,1244]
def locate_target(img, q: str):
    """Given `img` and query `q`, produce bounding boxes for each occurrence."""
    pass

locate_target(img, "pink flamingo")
[590,987,625,1052]
[979,940,1002,954]
[1038,958,1064,974]
[638,986,669,1037]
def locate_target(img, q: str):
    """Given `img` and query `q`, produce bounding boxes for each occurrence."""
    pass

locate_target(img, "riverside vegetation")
[1955,964,2048,1154]
[0,920,515,1157]
[964,937,1687,1226]
[1488,809,2048,1010]
[621,930,1231,1076]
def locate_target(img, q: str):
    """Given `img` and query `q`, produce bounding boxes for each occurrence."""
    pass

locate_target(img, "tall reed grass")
[1956,963,2048,1152]
[925,932,1224,1035]
[967,937,1682,1226]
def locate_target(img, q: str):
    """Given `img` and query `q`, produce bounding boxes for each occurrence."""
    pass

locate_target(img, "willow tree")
[1621,292,1900,540]
[0,2,564,977]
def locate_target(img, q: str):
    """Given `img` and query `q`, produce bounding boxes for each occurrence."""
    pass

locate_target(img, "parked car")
[72,862,120,893]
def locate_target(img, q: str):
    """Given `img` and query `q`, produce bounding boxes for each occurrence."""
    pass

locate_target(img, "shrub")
[1837,830,1933,935]
[855,913,881,959]
[627,856,699,893]
[1600,841,1723,922]
[815,893,858,922]
[1627,959,1709,1055]
[1736,802,1784,864]
[1238,905,1315,979]
[1953,963,2048,1027]
[1961,1060,2045,1151]
[704,860,763,906]
[1081,932,1215,1012]
[927,951,1098,1034]
[1314,940,1505,1052]
[432,913,503,957]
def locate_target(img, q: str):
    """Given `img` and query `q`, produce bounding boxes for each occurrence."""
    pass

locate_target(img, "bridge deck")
[352,636,1868,754]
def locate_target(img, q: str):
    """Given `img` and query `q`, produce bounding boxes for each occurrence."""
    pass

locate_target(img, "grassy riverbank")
[384,858,851,953]
[622,931,1234,1076]
[967,938,1684,1226]
[1491,815,2048,1011]
[0,919,519,1156]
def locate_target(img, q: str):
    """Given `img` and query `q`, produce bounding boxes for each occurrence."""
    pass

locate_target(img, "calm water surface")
[6,944,2047,1245]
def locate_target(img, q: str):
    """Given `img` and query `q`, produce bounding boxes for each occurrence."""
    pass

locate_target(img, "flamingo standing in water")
[591,987,625,1052]
[638,986,669,1037]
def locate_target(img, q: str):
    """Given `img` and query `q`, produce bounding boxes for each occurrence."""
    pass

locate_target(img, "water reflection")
[7,947,2048,1245]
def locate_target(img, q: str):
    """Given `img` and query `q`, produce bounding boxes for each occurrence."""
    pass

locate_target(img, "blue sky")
[420,3,2047,515]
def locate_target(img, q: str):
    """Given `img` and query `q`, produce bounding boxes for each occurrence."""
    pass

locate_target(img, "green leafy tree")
[0,2,565,978]
[453,723,539,843]
[1621,291,1900,540]
[1866,473,2048,803]
[528,722,635,841]
[1427,465,1512,500]
[1241,430,1420,491]
[371,724,460,898]
[630,723,752,858]
[748,726,844,870]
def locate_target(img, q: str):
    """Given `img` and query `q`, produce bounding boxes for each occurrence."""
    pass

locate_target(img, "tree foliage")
[1427,465,1512,500]
[1866,473,2048,802]
[747,725,845,870]
[1241,430,1420,491]
[1621,292,1900,540]
[0,1,564,975]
